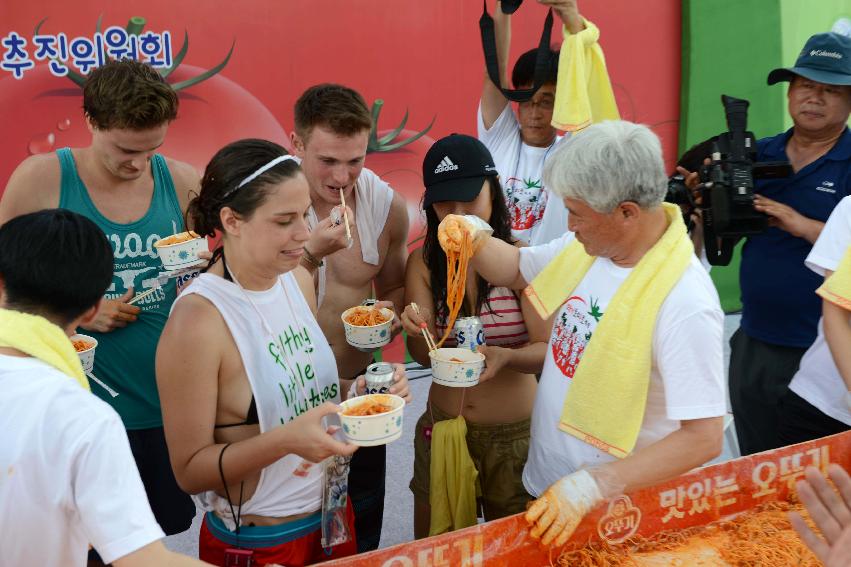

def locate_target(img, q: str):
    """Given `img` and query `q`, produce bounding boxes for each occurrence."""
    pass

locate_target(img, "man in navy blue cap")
[728,32,851,455]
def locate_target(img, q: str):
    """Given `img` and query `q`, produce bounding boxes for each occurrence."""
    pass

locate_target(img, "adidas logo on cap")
[434,156,459,174]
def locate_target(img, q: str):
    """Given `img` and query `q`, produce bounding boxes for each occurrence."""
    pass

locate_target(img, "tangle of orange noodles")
[435,218,474,348]
[555,501,820,567]
[345,306,390,326]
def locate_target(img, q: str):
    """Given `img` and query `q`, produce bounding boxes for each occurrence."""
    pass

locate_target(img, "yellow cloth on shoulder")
[428,415,480,536]
[523,203,692,458]
[0,308,89,390]
[551,18,620,132]
[817,246,851,311]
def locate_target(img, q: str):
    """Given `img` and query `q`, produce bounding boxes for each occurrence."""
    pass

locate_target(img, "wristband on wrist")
[302,247,324,269]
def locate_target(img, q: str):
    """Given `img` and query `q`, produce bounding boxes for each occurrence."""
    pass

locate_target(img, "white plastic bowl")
[338,393,405,447]
[429,347,485,387]
[71,334,98,374]
[341,306,394,352]
[154,232,206,270]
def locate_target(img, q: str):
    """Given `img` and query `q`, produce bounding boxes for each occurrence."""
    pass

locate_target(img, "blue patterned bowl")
[154,232,206,270]
[341,307,394,352]
[338,393,405,447]
[429,347,485,387]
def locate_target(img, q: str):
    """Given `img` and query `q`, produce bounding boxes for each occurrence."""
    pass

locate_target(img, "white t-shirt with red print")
[518,233,727,497]
[477,103,568,245]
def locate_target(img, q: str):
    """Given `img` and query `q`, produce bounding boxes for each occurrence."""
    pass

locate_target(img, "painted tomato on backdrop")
[0,62,290,190]
[0,14,292,191]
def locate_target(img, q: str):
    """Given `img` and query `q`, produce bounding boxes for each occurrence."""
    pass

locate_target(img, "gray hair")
[543,120,668,213]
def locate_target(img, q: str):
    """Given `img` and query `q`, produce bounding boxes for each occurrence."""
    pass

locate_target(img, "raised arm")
[480,0,513,129]
[471,235,526,289]
[542,0,586,35]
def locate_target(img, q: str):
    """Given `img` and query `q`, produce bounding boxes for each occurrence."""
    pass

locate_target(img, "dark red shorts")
[199,502,357,567]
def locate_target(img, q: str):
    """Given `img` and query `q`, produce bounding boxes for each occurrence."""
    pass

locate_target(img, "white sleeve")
[477,102,520,161]
[654,285,727,421]
[519,232,575,283]
[807,196,851,275]
[73,413,165,564]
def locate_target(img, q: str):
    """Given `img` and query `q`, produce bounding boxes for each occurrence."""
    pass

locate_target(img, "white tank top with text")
[178,272,340,526]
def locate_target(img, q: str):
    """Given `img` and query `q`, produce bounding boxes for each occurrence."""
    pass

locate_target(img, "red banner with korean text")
[320,431,851,567]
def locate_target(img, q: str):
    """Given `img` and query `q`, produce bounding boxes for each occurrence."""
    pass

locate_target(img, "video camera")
[666,95,792,266]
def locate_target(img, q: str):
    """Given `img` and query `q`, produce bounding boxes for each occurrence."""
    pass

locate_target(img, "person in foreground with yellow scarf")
[438,120,726,547]
[0,210,212,567]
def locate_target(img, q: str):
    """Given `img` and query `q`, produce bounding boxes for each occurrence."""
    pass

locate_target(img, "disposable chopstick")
[127,286,159,305]
[339,188,353,243]
[411,302,438,352]
[86,372,119,398]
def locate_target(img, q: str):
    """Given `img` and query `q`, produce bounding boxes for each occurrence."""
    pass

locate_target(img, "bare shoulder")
[164,292,226,345]
[163,157,201,212]
[0,153,62,223]
[385,190,410,238]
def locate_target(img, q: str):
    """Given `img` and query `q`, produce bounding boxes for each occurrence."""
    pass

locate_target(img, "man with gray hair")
[440,120,726,545]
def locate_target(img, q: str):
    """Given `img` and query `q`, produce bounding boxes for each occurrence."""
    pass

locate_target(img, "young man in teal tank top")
[0,60,199,554]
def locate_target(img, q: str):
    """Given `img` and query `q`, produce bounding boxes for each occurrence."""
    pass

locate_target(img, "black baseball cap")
[422,134,498,209]
[767,32,851,86]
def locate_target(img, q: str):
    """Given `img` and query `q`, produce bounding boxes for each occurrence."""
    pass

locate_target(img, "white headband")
[223,154,299,199]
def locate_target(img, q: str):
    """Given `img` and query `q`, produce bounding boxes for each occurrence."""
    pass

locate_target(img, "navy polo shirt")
[740,127,851,348]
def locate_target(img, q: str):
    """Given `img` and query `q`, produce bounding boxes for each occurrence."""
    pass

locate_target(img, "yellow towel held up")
[429,415,480,536]
[817,246,851,311]
[0,308,89,391]
[524,203,692,458]
[551,18,620,132]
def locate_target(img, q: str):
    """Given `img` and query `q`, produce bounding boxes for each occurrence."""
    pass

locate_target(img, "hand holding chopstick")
[411,302,438,352]
[127,286,160,306]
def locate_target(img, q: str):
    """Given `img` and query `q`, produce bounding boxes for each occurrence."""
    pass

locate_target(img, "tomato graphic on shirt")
[550,296,604,378]
[505,177,548,231]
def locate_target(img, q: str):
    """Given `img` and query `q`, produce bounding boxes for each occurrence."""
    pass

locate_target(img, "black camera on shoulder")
[666,95,792,266]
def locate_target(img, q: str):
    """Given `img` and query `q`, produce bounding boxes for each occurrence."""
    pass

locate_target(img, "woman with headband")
[156,139,411,566]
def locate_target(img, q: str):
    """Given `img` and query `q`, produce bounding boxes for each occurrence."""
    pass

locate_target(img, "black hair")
[187,139,303,272]
[512,46,560,89]
[421,177,514,319]
[0,209,113,324]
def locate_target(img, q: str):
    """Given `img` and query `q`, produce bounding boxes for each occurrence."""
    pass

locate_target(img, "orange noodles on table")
[554,500,819,567]
[435,217,475,348]
[345,306,390,326]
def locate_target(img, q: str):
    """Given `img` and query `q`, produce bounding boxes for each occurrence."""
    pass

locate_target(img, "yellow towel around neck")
[817,246,851,311]
[523,203,692,458]
[551,18,620,132]
[0,308,89,390]
[428,415,480,536]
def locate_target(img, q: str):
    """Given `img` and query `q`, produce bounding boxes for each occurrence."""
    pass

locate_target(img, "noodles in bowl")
[338,394,405,446]
[340,306,394,352]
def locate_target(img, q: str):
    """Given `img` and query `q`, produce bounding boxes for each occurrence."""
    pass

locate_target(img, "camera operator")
[684,32,851,455]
